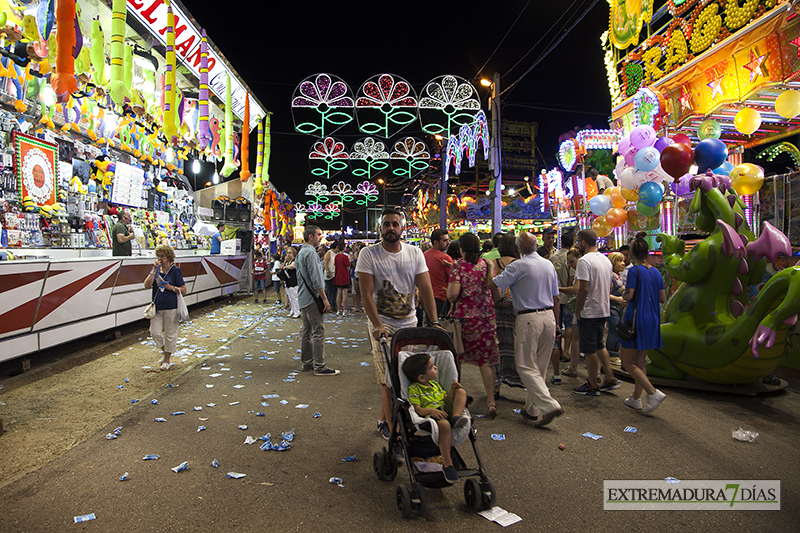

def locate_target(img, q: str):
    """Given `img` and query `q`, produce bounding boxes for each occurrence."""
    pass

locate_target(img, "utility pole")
[438,139,447,230]
[489,71,502,235]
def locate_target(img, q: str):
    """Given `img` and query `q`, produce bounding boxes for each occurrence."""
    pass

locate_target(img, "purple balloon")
[675,173,693,196]
[618,136,631,156]
[653,137,673,153]
[624,145,639,167]
[630,125,657,149]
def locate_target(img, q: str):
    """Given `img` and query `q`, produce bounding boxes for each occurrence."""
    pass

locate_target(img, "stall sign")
[111,162,145,208]
[15,132,57,207]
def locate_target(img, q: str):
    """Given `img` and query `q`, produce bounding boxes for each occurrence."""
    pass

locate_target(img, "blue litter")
[74,513,96,523]
[624,426,638,433]
[342,455,357,462]
[491,434,505,441]
[313,412,321,418]
[582,432,603,440]
[142,454,160,460]
[212,459,218,468]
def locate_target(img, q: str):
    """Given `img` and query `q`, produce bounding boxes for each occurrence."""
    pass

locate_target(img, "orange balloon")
[592,216,611,237]
[620,186,639,201]
[605,207,628,227]
[609,187,626,208]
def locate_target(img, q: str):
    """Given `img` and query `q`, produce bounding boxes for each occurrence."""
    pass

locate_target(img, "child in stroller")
[402,353,469,484]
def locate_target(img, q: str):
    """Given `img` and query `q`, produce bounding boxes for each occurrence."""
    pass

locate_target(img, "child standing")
[270,253,283,304]
[402,353,469,484]
[252,250,267,303]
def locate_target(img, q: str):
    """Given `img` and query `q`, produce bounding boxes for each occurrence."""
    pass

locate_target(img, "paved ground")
[1,297,798,532]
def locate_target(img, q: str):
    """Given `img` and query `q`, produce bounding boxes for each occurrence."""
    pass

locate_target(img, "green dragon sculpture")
[650,172,800,384]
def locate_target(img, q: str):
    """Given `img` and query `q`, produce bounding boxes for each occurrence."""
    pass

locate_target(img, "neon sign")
[443,110,490,181]
[558,139,579,172]
[355,74,418,138]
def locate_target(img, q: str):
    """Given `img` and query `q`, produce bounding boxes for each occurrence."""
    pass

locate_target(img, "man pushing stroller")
[402,353,469,484]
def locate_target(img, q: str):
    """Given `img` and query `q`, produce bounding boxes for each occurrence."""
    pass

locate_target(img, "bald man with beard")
[489,232,564,428]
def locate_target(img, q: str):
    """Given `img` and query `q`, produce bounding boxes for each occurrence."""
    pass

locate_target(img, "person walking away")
[296,225,339,376]
[282,247,301,318]
[424,229,452,318]
[492,233,523,392]
[112,209,135,256]
[334,241,351,316]
[560,248,582,378]
[252,250,268,303]
[210,223,224,254]
[144,244,186,371]
[606,252,627,364]
[572,229,620,396]
[323,242,338,312]
[351,242,363,312]
[447,232,501,418]
[490,232,564,427]
[357,208,440,439]
[549,230,575,380]
[620,232,667,413]
[269,253,283,305]
[402,353,468,484]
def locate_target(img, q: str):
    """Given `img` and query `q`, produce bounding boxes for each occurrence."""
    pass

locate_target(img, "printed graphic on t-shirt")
[377,279,413,319]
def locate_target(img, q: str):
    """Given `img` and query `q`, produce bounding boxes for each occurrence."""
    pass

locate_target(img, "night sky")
[190,0,612,229]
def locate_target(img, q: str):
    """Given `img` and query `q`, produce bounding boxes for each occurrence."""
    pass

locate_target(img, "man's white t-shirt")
[575,251,612,319]
[356,242,428,330]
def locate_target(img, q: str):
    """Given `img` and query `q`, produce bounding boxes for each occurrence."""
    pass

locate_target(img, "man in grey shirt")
[295,225,339,376]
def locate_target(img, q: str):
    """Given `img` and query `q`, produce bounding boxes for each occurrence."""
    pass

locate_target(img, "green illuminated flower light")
[309,137,349,180]
[355,73,418,138]
[349,137,390,180]
[418,75,480,137]
[292,73,354,137]
[390,137,430,179]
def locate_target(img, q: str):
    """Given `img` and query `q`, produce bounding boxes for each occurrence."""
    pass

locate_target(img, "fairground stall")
[0,0,272,362]
[595,0,800,384]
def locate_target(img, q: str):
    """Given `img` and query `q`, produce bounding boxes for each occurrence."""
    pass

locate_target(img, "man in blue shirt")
[490,232,564,427]
[295,225,339,376]
[210,223,224,254]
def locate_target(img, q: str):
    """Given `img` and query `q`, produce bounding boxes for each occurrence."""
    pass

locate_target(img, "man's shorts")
[578,317,606,354]
[368,319,397,385]
[254,278,266,291]
[560,304,574,330]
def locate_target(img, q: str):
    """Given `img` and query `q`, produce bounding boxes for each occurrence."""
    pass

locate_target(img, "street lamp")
[481,73,502,236]
[377,177,386,209]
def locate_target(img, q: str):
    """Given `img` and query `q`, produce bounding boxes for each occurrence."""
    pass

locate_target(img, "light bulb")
[103,112,117,131]
[192,160,200,173]
[41,86,56,107]
[212,171,219,184]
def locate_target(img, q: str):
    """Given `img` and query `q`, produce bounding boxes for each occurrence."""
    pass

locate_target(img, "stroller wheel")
[412,482,428,516]
[464,478,482,511]
[373,450,386,480]
[481,478,497,508]
[396,485,413,518]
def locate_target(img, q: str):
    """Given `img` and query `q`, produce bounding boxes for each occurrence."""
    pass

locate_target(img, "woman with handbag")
[282,247,301,318]
[447,233,501,417]
[144,244,186,371]
[620,232,667,414]
[493,233,523,394]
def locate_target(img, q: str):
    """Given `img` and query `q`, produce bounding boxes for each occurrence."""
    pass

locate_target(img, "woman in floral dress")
[447,232,501,417]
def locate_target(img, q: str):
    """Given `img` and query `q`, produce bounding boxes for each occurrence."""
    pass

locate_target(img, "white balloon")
[619,167,638,189]
[645,164,672,183]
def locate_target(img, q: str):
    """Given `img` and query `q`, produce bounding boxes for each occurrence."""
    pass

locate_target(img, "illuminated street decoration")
[756,142,800,170]
[304,181,331,204]
[390,136,431,179]
[295,201,341,220]
[308,137,349,180]
[355,73,418,137]
[631,88,662,129]
[418,75,481,137]
[349,137,390,179]
[292,73,354,137]
[304,180,381,208]
[576,129,622,151]
[330,180,355,204]
[353,181,379,205]
[608,0,652,49]
[559,138,579,172]
[443,110,490,181]
[743,48,768,83]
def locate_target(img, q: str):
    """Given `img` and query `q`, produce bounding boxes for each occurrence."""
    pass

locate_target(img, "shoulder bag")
[297,257,325,313]
[145,265,174,319]
[615,265,640,342]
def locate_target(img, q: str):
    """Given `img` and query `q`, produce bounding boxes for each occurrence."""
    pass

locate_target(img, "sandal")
[160,362,171,371]
[562,367,578,378]
[488,405,497,419]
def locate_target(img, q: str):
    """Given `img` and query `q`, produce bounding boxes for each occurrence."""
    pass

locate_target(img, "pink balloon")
[630,125,657,149]
[618,136,631,156]
[624,145,639,167]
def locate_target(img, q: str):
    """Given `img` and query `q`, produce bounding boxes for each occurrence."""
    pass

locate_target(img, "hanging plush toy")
[107,0,128,106]
[263,113,271,184]
[50,0,78,99]
[36,0,55,42]
[162,0,177,140]
[253,117,264,195]
[239,94,251,181]
[90,18,104,85]
[197,29,211,150]
[209,116,222,159]
[123,43,133,95]
[220,75,238,177]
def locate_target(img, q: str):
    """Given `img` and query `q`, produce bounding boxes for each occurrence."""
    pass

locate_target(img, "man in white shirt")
[572,229,620,396]
[357,208,439,440]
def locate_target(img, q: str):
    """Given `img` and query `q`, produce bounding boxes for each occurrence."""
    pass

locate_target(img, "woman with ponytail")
[620,232,667,414]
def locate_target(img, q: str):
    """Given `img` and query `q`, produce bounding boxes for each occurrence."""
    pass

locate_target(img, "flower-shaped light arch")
[355,73,418,138]
[330,181,355,204]
[353,181,379,205]
[291,73,354,137]
[418,75,481,137]
[304,181,332,204]
[295,201,340,220]
[349,137,390,180]
[309,137,349,180]
[390,137,431,179]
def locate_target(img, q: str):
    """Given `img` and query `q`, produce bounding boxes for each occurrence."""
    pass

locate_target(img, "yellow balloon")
[592,216,611,237]
[775,90,800,119]
[609,187,627,208]
[734,108,761,135]
[604,187,614,196]
[730,163,764,195]
[620,186,639,201]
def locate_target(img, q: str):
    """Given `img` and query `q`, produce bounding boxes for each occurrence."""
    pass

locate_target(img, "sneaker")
[314,368,340,376]
[443,465,459,484]
[549,375,562,385]
[254,299,259,304]
[624,395,642,410]
[643,389,666,414]
[451,416,469,428]
[609,356,621,366]
[599,379,622,391]
[301,365,314,372]
[572,381,600,396]
[377,420,390,440]
[393,442,405,466]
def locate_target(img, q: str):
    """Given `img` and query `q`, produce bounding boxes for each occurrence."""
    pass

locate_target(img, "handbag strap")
[630,265,642,327]
[296,252,318,298]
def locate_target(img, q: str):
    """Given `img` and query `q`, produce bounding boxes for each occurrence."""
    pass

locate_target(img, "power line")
[475,0,532,80]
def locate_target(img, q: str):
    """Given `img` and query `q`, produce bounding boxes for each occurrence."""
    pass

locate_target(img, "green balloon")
[698,119,721,140]
[636,201,660,217]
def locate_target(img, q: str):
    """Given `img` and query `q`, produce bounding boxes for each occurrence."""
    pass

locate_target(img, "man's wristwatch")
[430,321,440,326]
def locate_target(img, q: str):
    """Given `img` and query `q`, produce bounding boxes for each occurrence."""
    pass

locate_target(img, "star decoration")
[679,85,692,112]
[790,33,800,60]
[707,72,724,99]
[743,49,768,83]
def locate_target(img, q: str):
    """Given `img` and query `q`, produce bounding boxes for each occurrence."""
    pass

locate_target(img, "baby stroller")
[372,326,496,518]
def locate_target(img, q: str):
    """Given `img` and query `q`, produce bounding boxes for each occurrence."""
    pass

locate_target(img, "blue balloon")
[694,138,729,172]
[639,181,663,208]
[634,146,660,171]
[588,194,612,216]
[712,160,735,176]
